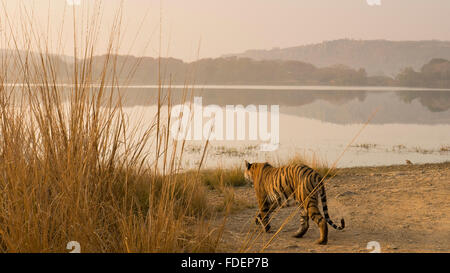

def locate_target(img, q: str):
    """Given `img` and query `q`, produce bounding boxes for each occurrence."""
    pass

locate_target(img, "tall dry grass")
[0,2,221,253]
[284,152,337,178]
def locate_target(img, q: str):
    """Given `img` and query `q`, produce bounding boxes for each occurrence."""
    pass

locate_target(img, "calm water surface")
[117,86,450,168]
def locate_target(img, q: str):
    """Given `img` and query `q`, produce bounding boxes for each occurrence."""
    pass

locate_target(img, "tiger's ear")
[245,160,251,170]
[264,162,272,168]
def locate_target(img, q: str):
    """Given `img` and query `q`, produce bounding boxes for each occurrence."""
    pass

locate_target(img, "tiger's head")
[244,160,272,185]
[244,160,254,184]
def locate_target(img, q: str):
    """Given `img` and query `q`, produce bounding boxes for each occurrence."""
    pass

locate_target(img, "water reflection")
[115,87,450,125]
[4,85,449,167]
[112,86,449,167]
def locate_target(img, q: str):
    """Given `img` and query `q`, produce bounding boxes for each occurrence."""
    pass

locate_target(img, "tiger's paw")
[315,239,328,245]
[293,230,307,238]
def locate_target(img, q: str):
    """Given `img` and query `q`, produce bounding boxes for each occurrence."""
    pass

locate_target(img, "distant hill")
[0,49,72,82]
[395,58,450,89]
[74,56,450,88]
[82,55,382,86]
[2,48,449,88]
[223,39,450,76]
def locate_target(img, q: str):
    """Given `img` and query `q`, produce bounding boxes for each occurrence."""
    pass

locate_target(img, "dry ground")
[210,162,450,253]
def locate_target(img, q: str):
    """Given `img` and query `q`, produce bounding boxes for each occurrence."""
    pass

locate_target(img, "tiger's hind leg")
[294,209,309,238]
[308,205,328,245]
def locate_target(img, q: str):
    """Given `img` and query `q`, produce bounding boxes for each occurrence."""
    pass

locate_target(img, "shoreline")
[335,161,450,172]
[3,83,450,91]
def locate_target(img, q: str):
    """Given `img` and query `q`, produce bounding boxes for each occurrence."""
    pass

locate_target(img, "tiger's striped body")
[244,161,345,245]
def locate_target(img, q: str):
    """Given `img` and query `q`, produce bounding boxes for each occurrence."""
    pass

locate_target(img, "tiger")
[244,160,345,245]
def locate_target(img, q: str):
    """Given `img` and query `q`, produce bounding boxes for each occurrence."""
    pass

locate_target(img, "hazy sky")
[1,0,450,61]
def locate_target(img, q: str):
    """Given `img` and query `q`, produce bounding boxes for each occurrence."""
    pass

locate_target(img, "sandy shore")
[213,162,450,253]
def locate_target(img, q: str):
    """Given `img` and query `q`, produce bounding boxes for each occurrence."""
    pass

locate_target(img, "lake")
[112,85,450,169]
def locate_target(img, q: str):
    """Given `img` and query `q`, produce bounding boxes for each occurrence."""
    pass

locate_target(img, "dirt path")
[213,162,450,253]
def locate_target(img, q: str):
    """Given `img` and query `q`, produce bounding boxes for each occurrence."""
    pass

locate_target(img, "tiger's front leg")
[255,213,271,232]
[256,201,274,232]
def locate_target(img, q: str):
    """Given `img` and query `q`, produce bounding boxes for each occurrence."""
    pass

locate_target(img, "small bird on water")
[406,160,413,165]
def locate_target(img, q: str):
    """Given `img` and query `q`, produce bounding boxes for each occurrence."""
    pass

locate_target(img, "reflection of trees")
[195,90,367,108]
[116,88,450,114]
[116,89,368,108]
[286,91,450,125]
[396,91,450,112]
[77,88,450,125]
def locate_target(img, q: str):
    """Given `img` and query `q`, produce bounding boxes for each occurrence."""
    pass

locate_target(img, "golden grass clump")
[0,2,220,253]
[198,167,247,189]
[282,152,336,178]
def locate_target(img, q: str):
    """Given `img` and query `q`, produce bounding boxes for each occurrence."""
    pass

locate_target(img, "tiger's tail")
[320,184,345,230]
